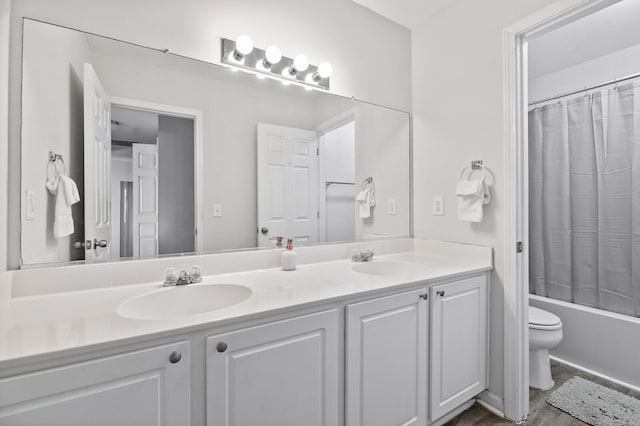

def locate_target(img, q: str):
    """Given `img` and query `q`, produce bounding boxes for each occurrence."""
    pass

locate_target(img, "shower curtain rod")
[528,71,640,106]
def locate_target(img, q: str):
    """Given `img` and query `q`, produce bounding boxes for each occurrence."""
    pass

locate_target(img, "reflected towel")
[456,179,491,222]
[356,189,373,218]
[46,175,80,237]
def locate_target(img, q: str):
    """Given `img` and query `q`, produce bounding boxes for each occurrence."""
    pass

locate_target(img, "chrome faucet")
[164,266,202,286]
[351,248,375,262]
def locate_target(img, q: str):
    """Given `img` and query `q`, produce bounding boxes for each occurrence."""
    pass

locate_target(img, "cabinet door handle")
[217,342,228,353]
[437,290,445,297]
[419,293,428,300]
[169,351,182,364]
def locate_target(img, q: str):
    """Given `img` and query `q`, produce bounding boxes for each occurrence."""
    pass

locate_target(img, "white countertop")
[0,241,492,369]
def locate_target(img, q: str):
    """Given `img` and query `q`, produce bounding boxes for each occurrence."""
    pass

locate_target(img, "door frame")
[502,0,620,421]
[110,96,204,253]
[315,108,357,242]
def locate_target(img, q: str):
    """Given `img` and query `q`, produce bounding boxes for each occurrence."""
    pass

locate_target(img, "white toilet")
[529,306,563,390]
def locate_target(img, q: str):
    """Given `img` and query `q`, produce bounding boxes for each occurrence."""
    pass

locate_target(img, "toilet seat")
[529,306,562,330]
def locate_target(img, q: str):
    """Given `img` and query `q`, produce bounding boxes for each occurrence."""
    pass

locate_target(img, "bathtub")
[530,294,640,391]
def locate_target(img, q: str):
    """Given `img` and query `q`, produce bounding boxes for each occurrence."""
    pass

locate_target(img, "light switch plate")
[387,198,397,215]
[213,203,222,217]
[26,189,36,220]
[432,196,444,216]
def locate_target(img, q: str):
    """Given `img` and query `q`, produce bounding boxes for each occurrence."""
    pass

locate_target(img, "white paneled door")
[132,143,159,258]
[0,342,190,426]
[346,288,428,426]
[206,310,339,426]
[430,276,488,421]
[257,123,318,247]
[83,63,112,261]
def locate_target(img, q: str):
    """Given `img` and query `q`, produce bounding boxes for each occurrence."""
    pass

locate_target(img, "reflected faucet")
[351,249,375,262]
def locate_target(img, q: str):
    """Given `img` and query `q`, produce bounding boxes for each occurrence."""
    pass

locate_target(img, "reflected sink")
[352,261,416,276]
[117,284,252,320]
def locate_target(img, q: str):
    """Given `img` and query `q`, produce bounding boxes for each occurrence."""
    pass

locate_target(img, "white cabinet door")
[430,275,488,420]
[206,309,339,426]
[0,341,190,426]
[346,288,428,426]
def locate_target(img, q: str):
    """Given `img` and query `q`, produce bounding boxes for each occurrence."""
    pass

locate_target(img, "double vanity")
[0,240,491,426]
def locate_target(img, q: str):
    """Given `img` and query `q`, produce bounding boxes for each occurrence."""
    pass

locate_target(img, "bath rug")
[547,376,640,426]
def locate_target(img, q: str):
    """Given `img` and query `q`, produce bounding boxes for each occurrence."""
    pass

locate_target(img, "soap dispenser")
[281,238,297,271]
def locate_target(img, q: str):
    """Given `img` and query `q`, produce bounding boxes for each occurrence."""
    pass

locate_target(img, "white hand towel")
[356,189,372,218]
[456,179,490,222]
[46,175,80,237]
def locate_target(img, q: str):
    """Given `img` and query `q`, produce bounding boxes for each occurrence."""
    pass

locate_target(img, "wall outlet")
[26,189,36,220]
[432,196,444,216]
[387,198,397,215]
[213,203,222,217]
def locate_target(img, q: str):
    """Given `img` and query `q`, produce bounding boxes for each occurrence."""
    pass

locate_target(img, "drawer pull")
[169,351,182,364]
[437,290,445,297]
[419,293,428,300]
[217,342,228,353]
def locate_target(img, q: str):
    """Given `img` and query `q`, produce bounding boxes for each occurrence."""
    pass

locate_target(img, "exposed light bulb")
[234,35,253,58]
[264,45,282,66]
[317,62,333,79]
[293,54,309,73]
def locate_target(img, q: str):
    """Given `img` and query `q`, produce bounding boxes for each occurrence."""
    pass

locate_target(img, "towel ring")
[459,164,487,181]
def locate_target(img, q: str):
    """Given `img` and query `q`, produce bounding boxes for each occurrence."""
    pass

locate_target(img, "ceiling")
[351,0,455,29]
[528,0,640,78]
[111,107,159,145]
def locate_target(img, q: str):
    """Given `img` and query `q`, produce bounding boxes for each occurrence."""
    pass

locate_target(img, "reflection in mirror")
[20,19,410,267]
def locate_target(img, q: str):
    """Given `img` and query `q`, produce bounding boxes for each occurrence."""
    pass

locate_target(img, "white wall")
[6,0,412,268]
[529,42,640,102]
[411,0,559,403]
[158,115,196,255]
[20,20,88,264]
[0,0,10,291]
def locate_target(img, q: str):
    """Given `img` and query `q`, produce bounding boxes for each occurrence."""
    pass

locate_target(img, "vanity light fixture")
[230,35,253,62]
[221,37,331,90]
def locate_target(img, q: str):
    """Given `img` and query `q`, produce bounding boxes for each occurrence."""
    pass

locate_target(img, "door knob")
[217,342,228,353]
[260,227,269,235]
[93,239,108,249]
[437,290,445,297]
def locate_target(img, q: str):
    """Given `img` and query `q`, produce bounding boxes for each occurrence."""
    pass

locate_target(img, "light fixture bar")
[221,38,330,90]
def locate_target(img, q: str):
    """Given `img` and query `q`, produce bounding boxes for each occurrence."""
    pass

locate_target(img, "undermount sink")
[117,284,252,320]
[351,260,416,276]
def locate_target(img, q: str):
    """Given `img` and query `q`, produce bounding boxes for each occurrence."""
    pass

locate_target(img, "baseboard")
[429,399,475,426]
[550,355,640,394]
[476,390,505,418]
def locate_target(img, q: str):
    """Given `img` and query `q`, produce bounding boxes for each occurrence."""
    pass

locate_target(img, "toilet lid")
[529,306,561,326]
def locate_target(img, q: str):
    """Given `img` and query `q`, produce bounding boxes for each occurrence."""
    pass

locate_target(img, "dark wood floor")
[445,360,640,425]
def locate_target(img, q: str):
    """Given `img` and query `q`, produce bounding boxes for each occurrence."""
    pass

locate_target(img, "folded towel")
[456,179,491,222]
[46,175,81,237]
[356,190,372,218]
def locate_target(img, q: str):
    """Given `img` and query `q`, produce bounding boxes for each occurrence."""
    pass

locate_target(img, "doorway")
[503,0,630,421]
[110,104,197,258]
[319,120,356,243]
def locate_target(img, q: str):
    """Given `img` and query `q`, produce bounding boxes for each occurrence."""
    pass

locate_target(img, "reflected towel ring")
[47,151,67,178]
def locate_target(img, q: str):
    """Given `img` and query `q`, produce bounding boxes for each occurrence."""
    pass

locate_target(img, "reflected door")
[83,63,112,261]
[257,123,318,247]
[132,143,159,257]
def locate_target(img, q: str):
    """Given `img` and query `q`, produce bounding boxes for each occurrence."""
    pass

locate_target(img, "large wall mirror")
[20,19,411,267]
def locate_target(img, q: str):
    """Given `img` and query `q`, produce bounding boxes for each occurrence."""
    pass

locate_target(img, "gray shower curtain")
[529,82,640,317]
